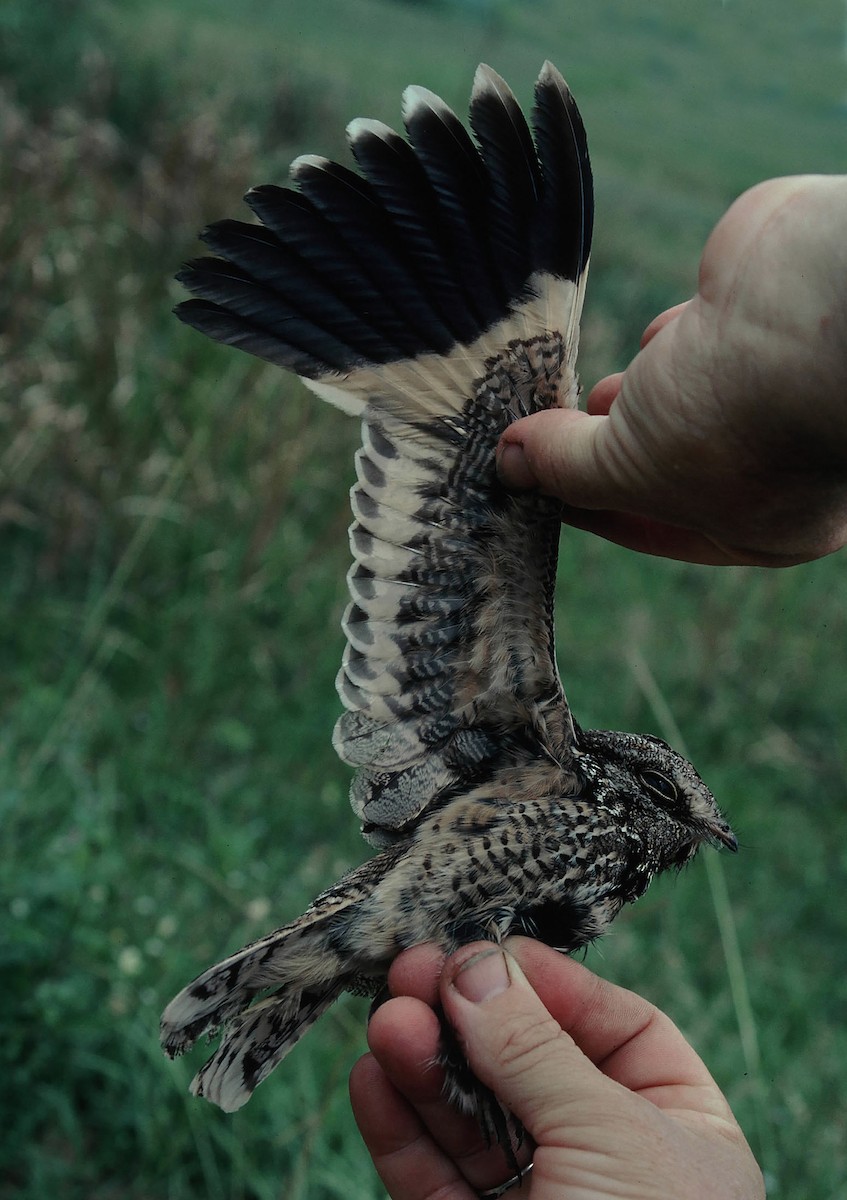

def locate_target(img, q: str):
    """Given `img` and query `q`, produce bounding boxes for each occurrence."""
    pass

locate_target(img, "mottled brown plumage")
[160,62,735,1146]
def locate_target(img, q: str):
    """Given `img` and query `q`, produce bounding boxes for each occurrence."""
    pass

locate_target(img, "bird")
[160,61,736,1152]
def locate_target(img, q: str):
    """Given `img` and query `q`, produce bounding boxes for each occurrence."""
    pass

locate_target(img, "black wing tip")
[535,60,582,118]
[538,59,567,89]
[176,62,592,366]
[174,295,230,331]
[400,81,449,122]
[174,260,207,291]
[530,61,593,281]
[175,255,252,288]
[472,62,502,89]
[287,153,328,178]
[470,59,573,111]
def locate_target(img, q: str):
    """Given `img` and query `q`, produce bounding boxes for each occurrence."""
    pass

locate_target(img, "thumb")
[441,945,626,1141]
[496,408,629,510]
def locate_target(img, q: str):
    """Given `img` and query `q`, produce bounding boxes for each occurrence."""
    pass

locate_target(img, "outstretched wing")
[176,62,593,844]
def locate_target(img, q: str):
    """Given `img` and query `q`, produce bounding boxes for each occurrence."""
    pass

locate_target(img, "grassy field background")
[2,0,846,1196]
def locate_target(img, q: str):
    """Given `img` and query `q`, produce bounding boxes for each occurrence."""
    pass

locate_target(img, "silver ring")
[477,1161,533,1199]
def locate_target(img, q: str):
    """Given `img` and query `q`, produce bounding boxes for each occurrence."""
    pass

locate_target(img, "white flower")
[118,946,143,976]
[245,897,271,923]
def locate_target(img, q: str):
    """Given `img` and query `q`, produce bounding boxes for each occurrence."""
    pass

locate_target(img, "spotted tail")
[160,849,399,1112]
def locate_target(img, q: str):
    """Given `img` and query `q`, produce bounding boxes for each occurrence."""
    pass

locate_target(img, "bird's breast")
[347,783,630,956]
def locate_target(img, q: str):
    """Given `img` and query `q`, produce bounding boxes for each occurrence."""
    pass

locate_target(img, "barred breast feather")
[176,62,594,845]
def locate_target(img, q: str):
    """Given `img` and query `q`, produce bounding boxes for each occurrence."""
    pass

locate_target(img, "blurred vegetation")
[1,0,845,1197]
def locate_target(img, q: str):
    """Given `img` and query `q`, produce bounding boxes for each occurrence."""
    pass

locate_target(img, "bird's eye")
[641,770,679,806]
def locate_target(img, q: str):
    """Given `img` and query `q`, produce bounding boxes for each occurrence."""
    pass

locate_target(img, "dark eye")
[641,770,679,806]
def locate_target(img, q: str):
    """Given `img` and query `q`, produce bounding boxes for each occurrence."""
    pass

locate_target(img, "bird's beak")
[707,823,738,853]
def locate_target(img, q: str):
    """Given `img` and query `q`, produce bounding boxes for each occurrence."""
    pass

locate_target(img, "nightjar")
[160,62,736,1148]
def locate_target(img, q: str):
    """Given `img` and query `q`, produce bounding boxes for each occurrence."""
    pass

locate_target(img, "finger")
[387,941,445,1006]
[510,939,741,1120]
[366,995,533,1193]
[496,400,722,549]
[585,372,622,415]
[440,943,733,1140]
[640,300,690,347]
[496,408,625,507]
[557,505,754,565]
[558,506,814,567]
[500,941,718,1095]
[504,941,746,1145]
[350,1052,476,1200]
[440,943,621,1141]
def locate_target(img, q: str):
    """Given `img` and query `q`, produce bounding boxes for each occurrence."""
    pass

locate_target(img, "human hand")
[349,939,764,1200]
[497,174,847,565]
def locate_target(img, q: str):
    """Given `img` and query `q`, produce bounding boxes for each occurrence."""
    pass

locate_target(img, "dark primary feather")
[176,296,329,379]
[400,85,505,326]
[176,61,592,370]
[201,214,419,360]
[531,61,593,280]
[162,62,733,1145]
[196,225,392,363]
[346,118,479,342]
[469,64,541,298]
[269,161,459,355]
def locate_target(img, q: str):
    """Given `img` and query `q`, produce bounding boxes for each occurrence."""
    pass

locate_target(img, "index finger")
[556,505,757,565]
[640,300,691,346]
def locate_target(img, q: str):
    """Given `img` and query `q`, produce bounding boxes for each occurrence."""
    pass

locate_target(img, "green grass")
[2,0,846,1196]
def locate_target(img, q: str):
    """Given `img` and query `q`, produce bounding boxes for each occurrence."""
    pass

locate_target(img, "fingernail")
[453,949,511,1003]
[495,442,538,490]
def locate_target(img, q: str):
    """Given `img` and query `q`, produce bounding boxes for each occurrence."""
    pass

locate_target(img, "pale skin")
[350,176,847,1197]
[350,940,765,1200]
[497,174,847,566]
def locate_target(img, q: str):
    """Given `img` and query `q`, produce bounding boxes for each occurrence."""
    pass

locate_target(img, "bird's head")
[573,726,736,880]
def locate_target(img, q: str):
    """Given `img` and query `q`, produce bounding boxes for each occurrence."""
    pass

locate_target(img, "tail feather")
[188,984,344,1112]
[160,893,358,1060]
[161,848,404,1108]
